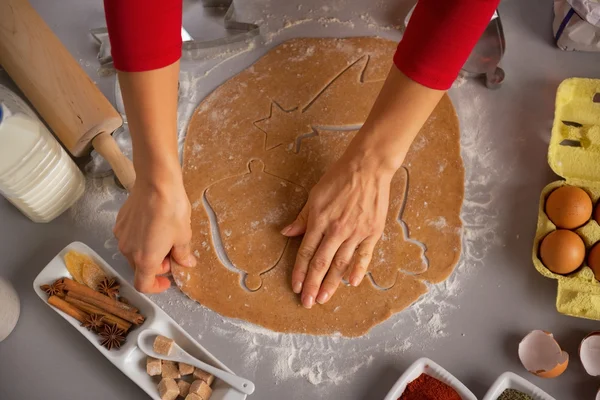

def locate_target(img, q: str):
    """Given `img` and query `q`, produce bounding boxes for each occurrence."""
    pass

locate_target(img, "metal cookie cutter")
[91,0,260,67]
[404,7,506,89]
[462,11,506,89]
[183,0,260,51]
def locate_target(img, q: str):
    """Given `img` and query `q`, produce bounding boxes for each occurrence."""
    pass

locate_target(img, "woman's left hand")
[281,149,395,308]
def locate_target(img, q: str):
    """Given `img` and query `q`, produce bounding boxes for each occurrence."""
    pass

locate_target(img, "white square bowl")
[482,372,556,400]
[33,241,248,400]
[383,357,477,400]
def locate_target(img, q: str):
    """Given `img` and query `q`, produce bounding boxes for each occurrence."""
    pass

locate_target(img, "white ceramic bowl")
[482,372,556,400]
[383,357,477,400]
[33,241,248,400]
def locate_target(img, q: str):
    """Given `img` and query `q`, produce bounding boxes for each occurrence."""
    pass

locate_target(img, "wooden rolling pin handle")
[92,132,136,192]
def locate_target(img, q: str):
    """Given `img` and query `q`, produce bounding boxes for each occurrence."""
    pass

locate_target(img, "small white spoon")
[137,329,255,395]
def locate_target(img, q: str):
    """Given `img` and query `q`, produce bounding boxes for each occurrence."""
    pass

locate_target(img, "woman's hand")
[282,149,395,308]
[114,61,193,293]
[114,170,196,293]
[283,66,446,308]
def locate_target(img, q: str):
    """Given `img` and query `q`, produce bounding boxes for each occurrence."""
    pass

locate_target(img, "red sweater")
[104,0,500,90]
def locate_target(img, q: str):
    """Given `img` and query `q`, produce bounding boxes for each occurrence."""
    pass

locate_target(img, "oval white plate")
[33,241,248,400]
[482,371,556,400]
[383,357,477,400]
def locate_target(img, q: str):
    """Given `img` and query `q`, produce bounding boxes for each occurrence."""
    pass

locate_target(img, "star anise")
[82,314,104,332]
[40,280,65,297]
[99,323,126,351]
[97,277,120,299]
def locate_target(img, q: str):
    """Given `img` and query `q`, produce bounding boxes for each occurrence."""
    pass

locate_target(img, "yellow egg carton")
[533,78,600,320]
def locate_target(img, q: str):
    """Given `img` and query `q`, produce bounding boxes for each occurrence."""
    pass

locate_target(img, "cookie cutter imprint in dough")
[204,159,308,291]
[201,55,431,293]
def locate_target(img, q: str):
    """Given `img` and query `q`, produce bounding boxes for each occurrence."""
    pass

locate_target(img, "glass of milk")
[0,85,85,223]
[0,277,19,342]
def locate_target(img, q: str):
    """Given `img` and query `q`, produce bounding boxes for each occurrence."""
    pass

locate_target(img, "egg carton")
[532,78,600,321]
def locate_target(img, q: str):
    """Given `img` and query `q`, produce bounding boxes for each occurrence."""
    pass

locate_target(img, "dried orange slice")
[64,251,106,288]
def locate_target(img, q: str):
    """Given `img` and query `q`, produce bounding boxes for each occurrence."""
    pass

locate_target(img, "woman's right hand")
[114,61,191,293]
[114,167,196,293]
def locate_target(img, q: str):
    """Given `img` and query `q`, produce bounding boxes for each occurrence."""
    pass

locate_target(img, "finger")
[281,205,308,237]
[301,235,345,309]
[134,267,171,293]
[124,255,136,271]
[316,240,358,304]
[172,242,197,267]
[291,227,323,296]
[159,257,171,274]
[349,237,378,287]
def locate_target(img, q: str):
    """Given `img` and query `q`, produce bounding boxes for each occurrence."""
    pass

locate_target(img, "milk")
[0,277,19,342]
[0,85,85,223]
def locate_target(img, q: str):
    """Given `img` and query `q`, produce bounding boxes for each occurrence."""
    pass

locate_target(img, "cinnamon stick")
[118,296,139,313]
[64,295,132,331]
[62,278,144,324]
[65,285,145,325]
[62,278,139,313]
[48,295,88,323]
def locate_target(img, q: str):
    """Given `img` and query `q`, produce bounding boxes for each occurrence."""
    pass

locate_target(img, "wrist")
[134,154,183,191]
[342,142,399,180]
[345,129,407,174]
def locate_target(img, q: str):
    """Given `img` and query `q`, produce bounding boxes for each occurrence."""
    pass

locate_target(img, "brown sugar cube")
[146,356,162,376]
[189,380,212,399]
[193,368,215,385]
[177,380,191,398]
[154,335,175,356]
[158,378,180,400]
[162,360,181,379]
[184,395,202,400]
[179,362,195,376]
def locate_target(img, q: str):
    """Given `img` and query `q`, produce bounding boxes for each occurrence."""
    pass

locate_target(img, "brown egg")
[540,230,585,275]
[588,243,600,281]
[545,186,592,229]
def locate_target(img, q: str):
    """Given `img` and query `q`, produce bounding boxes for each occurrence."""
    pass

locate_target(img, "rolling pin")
[0,0,136,191]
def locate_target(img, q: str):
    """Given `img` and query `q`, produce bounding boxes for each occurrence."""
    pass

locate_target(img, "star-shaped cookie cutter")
[90,0,260,67]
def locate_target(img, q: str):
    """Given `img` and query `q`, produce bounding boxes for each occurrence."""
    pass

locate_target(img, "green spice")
[497,388,534,400]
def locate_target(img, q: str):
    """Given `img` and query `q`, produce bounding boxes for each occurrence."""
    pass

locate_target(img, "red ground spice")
[398,373,462,400]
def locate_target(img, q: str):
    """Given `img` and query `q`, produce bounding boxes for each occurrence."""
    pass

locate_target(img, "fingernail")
[302,294,314,309]
[281,225,292,235]
[316,291,329,304]
[292,281,303,294]
[351,276,361,287]
[187,255,197,267]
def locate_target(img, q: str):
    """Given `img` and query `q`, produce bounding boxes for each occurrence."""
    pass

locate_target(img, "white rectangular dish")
[482,371,556,400]
[33,241,247,400]
[383,357,477,400]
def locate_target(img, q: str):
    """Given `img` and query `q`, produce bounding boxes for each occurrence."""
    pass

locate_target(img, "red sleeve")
[394,0,501,90]
[103,0,182,72]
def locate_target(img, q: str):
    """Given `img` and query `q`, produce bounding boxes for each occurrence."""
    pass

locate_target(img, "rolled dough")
[173,37,464,337]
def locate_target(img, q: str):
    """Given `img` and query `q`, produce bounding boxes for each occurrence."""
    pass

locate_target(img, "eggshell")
[588,243,600,281]
[539,230,585,275]
[518,330,569,378]
[545,186,592,229]
[580,332,600,376]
